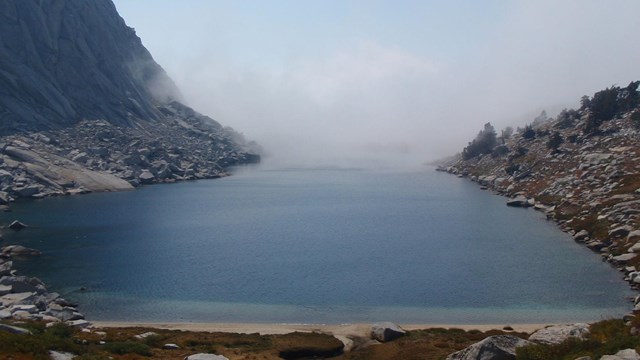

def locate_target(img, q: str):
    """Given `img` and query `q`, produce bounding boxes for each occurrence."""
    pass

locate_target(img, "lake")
[1,166,633,324]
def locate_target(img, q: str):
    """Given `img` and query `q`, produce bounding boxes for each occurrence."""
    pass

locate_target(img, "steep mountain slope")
[0,0,180,132]
[0,0,259,202]
[441,82,640,296]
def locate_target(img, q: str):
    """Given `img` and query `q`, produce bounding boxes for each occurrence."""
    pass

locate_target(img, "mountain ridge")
[0,0,259,202]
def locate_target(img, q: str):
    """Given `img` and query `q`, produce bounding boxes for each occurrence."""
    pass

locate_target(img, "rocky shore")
[438,84,640,333]
[0,247,88,328]
[0,101,259,209]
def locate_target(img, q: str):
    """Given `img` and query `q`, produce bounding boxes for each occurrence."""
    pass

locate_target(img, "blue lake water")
[1,166,634,324]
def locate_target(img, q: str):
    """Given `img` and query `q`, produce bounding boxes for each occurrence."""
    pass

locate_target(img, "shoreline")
[91,321,551,336]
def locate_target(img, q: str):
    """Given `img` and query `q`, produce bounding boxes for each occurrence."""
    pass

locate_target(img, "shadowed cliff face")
[0,0,181,134]
[0,0,259,201]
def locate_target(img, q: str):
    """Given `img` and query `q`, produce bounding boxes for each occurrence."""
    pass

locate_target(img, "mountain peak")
[0,0,181,133]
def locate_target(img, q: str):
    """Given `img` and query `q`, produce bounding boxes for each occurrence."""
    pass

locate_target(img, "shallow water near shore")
[2,166,634,324]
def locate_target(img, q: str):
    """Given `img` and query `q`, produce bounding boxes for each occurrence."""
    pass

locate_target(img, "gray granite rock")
[600,349,640,360]
[1,245,41,257]
[8,220,27,230]
[184,354,229,360]
[446,335,531,360]
[49,350,75,360]
[0,323,32,335]
[506,197,533,207]
[528,323,589,345]
[573,229,589,242]
[371,322,406,342]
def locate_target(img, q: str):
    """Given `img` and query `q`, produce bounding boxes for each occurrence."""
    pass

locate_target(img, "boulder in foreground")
[371,322,405,342]
[184,354,229,360]
[446,335,531,360]
[528,323,589,345]
[600,349,640,360]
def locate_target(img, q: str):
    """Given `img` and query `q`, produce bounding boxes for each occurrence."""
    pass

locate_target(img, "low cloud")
[124,1,640,168]
[175,42,443,168]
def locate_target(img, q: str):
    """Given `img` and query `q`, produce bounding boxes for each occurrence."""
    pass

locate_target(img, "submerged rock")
[7,220,27,230]
[1,245,41,257]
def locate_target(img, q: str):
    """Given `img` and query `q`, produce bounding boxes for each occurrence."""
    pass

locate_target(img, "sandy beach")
[91,321,550,337]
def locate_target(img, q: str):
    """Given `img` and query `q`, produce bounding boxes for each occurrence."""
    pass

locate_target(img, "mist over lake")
[3,166,632,324]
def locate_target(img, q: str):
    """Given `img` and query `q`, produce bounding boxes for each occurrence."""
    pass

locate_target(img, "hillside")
[0,0,259,203]
[441,82,640,301]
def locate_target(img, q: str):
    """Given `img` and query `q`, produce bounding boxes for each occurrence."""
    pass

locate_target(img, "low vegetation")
[517,320,640,360]
[2,320,640,359]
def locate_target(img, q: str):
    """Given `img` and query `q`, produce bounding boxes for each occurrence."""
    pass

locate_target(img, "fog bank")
[113,0,640,168]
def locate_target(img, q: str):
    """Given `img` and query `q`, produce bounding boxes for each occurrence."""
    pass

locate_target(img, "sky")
[112,0,640,168]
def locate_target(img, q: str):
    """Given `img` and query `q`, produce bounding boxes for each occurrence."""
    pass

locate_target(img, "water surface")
[2,166,633,324]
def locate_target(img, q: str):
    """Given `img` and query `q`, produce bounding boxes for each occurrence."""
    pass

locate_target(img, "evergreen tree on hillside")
[500,126,514,144]
[462,122,497,160]
[522,124,536,140]
[532,110,549,126]
[547,131,563,152]
[555,109,579,129]
[584,81,640,134]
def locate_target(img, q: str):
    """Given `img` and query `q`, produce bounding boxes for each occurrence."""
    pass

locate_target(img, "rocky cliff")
[441,82,640,304]
[0,0,259,203]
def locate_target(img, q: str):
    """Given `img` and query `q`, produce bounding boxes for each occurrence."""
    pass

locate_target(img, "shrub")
[555,108,579,129]
[631,109,640,128]
[547,131,563,151]
[0,322,80,357]
[142,334,165,348]
[103,341,153,356]
[505,163,520,175]
[491,145,509,157]
[522,125,535,139]
[47,323,74,339]
[515,146,528,157]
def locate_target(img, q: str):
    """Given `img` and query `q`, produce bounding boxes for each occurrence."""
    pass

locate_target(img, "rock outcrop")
[0,256,86,324]
[0,0,260,202]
